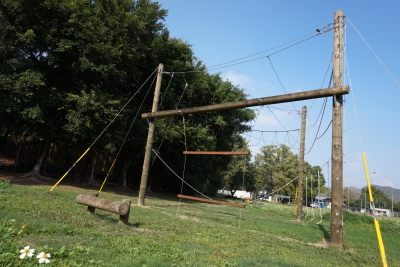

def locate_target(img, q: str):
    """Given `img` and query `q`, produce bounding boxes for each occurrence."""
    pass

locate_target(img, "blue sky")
[157,1,400,190]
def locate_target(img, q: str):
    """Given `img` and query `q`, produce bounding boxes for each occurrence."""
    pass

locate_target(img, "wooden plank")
[177,194,245,208]
[183,151,249,155]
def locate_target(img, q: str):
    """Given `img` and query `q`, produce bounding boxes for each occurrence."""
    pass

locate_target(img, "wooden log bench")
[76,193,131,224]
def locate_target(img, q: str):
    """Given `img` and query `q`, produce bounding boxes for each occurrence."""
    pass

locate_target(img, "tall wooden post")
[330,10,344,248]
[297,106,307,221]
[138,63,163,206]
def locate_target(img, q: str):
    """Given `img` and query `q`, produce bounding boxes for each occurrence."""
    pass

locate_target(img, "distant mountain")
[345,185,400,203]
[330,185,400,203]
[348,186,361,199]
[349,186,361,195]
[376,185,400,203]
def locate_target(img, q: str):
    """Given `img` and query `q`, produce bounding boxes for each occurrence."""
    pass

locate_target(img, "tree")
[0,0,169,177]
[354,186,391,210]
[0,0,257,196]
[393,201,400,212]
[343,187,358,209]
[253,144,326,201]
[220,135,253,196]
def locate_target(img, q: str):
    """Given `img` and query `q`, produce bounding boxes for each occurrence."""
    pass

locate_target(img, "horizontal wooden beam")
[183,151,249,155]
[142,86,349,119]
[177,194,245,208]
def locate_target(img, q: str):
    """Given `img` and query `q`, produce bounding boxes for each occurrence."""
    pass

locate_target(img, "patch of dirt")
[191,217,201,222]
[308,238,329,248]
[247,228,330,249]
[135,227,154,233]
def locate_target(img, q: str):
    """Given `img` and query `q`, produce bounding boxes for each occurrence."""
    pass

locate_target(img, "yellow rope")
[49,147,91,192]
[362,152,387,267]
[98,158,117,193]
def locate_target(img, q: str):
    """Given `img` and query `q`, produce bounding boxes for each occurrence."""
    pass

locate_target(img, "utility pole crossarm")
[141,86,349,119]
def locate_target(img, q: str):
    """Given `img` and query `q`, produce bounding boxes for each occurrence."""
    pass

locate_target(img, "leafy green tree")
[354,186,391,210]
[0,0,256,195]
[146,72,256,195]
[343,187,358,209]
[254,144,298,198]
[393,201,400,212]
[220,135,253,196]
[0,0,168,177]
[253,144,326,201]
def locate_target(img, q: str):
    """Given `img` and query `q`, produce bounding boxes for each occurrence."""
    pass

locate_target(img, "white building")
[374,208,392,217]
[217,189,251,199]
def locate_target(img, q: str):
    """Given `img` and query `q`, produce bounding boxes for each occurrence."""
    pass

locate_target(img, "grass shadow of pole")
[317,223,330,241]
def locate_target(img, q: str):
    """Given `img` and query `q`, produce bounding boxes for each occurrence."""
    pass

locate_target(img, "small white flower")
[19,245,35,259]
[36,251,51,264]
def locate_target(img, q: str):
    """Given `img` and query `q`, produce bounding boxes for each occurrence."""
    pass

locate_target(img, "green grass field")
[1,177,399,267]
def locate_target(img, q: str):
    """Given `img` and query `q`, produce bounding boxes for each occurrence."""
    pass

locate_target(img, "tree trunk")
[88,164,96,184]
[83,147,98,185]
[119,159,130,190]
[21,139,51,179]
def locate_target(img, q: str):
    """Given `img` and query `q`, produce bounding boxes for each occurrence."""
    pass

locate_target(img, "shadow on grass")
[92,212,144,228]
[317,223,330,240]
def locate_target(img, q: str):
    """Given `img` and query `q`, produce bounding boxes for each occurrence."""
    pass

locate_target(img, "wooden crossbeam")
[183,151,249,155]
[142,86,349,119]
[177,194,245,208]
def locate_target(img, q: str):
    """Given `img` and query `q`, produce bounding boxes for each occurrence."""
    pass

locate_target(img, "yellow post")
[362,152,388,267]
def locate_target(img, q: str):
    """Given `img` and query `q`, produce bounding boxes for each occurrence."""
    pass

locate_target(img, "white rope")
[346,17,400,87]
[304,175,309,218]
[263,176,298,199]
[345,39,364,152]
[176,115,188,215]
[316,171,323,224]
[152,149,212,201]
[310,174,315,221]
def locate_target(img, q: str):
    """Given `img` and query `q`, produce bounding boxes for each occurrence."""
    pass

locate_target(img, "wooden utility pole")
[142,86,349,119]
[297,106,307,221]
[138,63,163,206]
[330,10,345,248]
